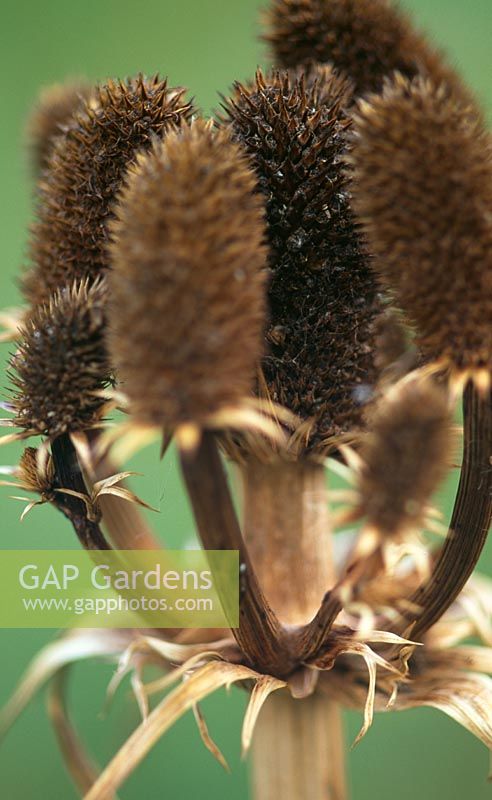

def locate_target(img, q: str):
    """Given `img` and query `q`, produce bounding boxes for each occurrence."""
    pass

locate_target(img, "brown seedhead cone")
[25,75,193,305]
[355,375,454,537]
[350,75,492,385]
[26,80,93,174]
[108,120,267,430]
[265,0,478,103]
[8,279,111,438]
[221,68,382,447]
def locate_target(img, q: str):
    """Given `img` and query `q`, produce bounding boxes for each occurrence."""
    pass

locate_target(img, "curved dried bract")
[8,279,110,438]
[108,120,267,430]
[265,0,478,104]
[350,75,492,390]
[221,68,382,449]
[25,75,193,305]
[26,80,93,174]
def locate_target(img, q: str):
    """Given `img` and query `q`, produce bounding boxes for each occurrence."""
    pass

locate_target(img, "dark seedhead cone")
[25,75,194,306]
[107,120,268,437]
[26,80,93,175]
[350,75,492,392]
[8,279,111,439]
[264,0,478,103]
[221,68,383,449]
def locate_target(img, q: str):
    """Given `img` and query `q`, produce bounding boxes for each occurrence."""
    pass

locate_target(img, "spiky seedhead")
[350,75,492,383]
[25,75,194,306]
[9,279,110,438]
[264,0,477,102]
[221,68,382,447]
[108,121,267,429]
[356,376,454,536]
[26,80,93,174]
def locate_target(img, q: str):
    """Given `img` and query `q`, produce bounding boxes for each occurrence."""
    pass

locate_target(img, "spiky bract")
[26,80,93,174]
[350,76,492,380]
[108,121,267,429]
[221,68,382,447]
[9,280,110,438]
[25,75,193,305]
[356,376,453,536]
[265,0,477,103]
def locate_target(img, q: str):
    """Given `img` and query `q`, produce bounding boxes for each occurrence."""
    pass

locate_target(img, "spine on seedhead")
[264,0,478,104]
[7,279,110,440]
[26,80,93,174]
[348,374,454,554]
[107,120,267,444]
[221,68,383,451]
[349,75,492,393]
[25,75,194,306]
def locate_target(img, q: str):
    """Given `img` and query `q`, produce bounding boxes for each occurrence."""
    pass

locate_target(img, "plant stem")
[240,458,347,800]
[179,431,296,676]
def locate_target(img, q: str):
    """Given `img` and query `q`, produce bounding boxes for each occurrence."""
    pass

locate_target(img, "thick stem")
[241,458,347,800]
[179,432,296,677]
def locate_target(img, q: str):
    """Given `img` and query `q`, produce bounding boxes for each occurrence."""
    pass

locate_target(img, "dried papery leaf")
[193,703,230,771]
[26,75,193,305]
[85,661,262,800]
[241,675,286,756]
[26,80,93,174]
[47,668,120,798]
[8,279,111,438]
[221,68,383,449]
[108,120,267,430]
[264,0,479,104]
[350,75,492,387]
[350,374,454,544]
[0,306,26,343]
[0,628,134,740]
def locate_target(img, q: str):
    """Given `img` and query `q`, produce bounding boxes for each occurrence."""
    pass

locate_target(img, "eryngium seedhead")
[356,376,453,536]
[350,75,492,380]
[25,75,193,305]
[108,121,267,429]
[8,279,110,438]
[26,80,93,174]
[264,0,476,102]
[221,68,382,446]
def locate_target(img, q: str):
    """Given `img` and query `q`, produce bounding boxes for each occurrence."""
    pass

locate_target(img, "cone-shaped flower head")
[221,68,383,447]
[25,75,194,305]
[265,0,476,103]
[8,279,110,438]
[350,75,492,389]
[107,121,267,431]
[26,80,93,174]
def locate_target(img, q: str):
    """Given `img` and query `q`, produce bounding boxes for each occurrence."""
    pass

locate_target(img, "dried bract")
[108,121,267,430]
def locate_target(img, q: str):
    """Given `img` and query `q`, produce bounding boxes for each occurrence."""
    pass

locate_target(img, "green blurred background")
[0,1,491,797]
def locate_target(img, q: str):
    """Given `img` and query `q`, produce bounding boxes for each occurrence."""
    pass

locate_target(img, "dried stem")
[405,383,492,637]
[179,431,296,677]
[240,458,347,800]
[51,434,111,550]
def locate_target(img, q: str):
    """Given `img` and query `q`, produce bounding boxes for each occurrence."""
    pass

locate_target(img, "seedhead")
[26,79,93,174]
[8,279,110,439]
[108,121,267,436]
[222,68,383,449]
[265,0,477,103]
[25,75,194,305]
[350,75,492,391]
